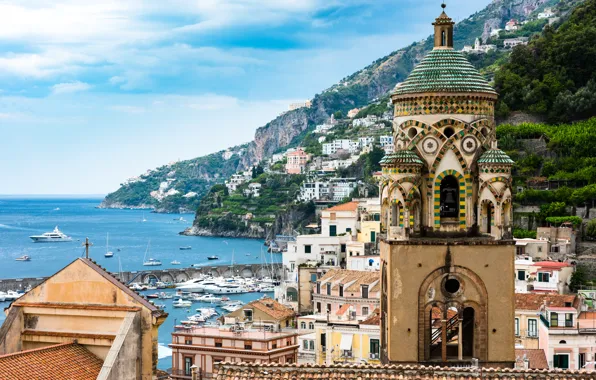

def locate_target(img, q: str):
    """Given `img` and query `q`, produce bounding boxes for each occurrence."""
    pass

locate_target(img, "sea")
[0,197,280,370]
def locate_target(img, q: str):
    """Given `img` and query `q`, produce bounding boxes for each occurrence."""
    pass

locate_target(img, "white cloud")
[51,81,92,95]
[110,105,145,114]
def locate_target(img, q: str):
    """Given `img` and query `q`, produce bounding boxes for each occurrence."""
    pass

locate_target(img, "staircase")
[430,314,473,358]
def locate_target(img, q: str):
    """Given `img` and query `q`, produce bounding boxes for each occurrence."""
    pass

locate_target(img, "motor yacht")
[207,256,218,260]
[3,291,22,301]
[176,279,220,293]
[158,292,173,299]
[15,255,31,261]
[143,258,162,266]
[221,300,244,312]
[171,260,181,265]
[195,294,222,303]
[196,308,218,319]
[203,284,249,295]
[29,226,72,243]
[173,299,192,308]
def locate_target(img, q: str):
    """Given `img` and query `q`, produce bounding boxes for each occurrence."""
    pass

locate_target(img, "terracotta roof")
[534,261,572,268]
[360,308,380,326]
[0,342,103,380]
[214,362,589,380]
[336,304,352,316]
[325,201,359,212]
[515,293,578,311]
[246,297,295,321]
[319,269,380,293]
[515,349,549,369]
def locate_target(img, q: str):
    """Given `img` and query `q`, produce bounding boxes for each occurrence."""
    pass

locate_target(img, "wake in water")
[0,224,35,231]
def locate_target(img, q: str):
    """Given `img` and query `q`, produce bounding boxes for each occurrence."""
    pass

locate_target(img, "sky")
[0,0,492,195]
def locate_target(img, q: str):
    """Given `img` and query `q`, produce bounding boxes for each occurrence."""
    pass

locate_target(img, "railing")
[170,369,212,379]
[431,314,459,345]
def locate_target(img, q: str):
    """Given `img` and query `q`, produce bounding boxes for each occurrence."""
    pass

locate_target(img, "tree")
[252,164,264,178]
[569,267,587,293]
[586,219,596,239]
[333,111,344,120]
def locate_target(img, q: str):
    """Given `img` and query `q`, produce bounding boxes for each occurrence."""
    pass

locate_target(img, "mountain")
[100,0,570,213]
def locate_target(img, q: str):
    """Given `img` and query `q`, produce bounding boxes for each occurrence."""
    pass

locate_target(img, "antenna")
[83,238,93,259]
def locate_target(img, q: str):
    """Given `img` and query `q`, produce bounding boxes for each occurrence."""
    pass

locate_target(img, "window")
[309,340,315,350]
[550,312,559,327]
[362,285,369,299]
[310,274,317,283]
[552,246,560,253]
[565,313,573,327]
[301,322,306,329]
[371,231,376,242]
[528,319,537,337]
[538,272,550,282]
[244,342,252,349]
[316,282,321,294]
[272,343,277,349]
[565,302,572,307]
[339,285,344,297]
[321,333,326,349]
[516,246,525,255]
[362,306,369,316]
[330,225,337,236]
[243,309,253,322]
[580,353,586,369]
[305,245,312,254]
[184,357,193,376]
[317,302,321,313]
[370,339,380,357]
[346,228,352,233]
[290,262,295,272]
[538,246,542,252]
[515,318,520,336]
[553,354,569,369]
[215,339,223,348]
[341,244,346,253]
[327,303,331,313]
[327,283,331,295]
[309,322,314,329]
[517,270,525,281]
[213,357,224,364]
[342,349,353,358]
[185,338,192,345]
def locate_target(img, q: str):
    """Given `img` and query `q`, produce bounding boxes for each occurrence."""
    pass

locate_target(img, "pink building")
[286,148,309,174]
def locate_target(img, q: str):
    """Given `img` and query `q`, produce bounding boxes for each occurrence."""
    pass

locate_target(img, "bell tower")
[379,3,515,368]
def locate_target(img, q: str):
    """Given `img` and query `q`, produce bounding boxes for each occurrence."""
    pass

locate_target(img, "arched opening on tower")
[440,176,459,219]
[462,307,475,358]
[391,202,399,227]
[441,31,446,47]
[411,200,421,233]
[481,201,494,234]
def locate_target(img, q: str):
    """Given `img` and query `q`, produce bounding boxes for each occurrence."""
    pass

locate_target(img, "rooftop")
[319,269,380,292]
[478,149,515,165]
[324,201,359,212]
[515,293,578,311]
[0,342,103,380]
[514,349,548,370]
[172,326,298,341]
[241,297,295,321]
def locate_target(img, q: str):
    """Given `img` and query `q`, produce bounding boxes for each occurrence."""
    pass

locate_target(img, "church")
[379,4,516,367]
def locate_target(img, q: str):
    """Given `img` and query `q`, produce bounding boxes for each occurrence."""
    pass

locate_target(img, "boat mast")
[83,238,92,259]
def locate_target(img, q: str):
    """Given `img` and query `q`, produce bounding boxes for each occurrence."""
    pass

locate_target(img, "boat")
[3,291,22,301]
[171,260,181,265]
[203,284,249,295]
[155,304,166,310]
[174,217,187,222]
[15,255,31,261]
[105,233,114,258]
[196,308,218,319]
[0,292,5,302]
[179,246,192,250]
[141,212,147,222]
[53,207,60,211]
[146,293,159,299]
[129,283,148,291]
[29,226,72,243]
[173,299,192,308]
[142,240,162,266]
[207,256,219,260]
[195,294,222,303]
[221,300,244,312]
[158,292,173,299]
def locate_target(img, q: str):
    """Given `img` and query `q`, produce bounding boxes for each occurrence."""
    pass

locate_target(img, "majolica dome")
[380,150,424,166]
[478,149,514,165]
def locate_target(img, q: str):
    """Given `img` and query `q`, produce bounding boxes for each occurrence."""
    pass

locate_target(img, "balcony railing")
[170,369,212,379]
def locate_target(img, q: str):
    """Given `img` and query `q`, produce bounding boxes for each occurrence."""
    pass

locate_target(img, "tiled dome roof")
[380,150,424,166]
[394,49,497,96]
[478,149,514,165]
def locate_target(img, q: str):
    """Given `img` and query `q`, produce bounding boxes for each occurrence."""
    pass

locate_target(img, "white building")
[538,8,555,19]
[323,139,359,155]
[462,38,497,54]
[322,157,358,172]
[358,137,375,147]
[352,115,379,128]
[225,171,251,193]
[329,178,358,201]
[504,37,530,48]
[298,181,331,202]
[315,124,334,134]
[347,253,380,271]
[506,19,520,31]
[379,135,393,147]
[515,257,574,294]
[289,100,312,111]
[243,183,262,198]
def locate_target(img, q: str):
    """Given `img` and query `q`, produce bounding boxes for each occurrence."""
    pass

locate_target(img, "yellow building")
[357,221,381,243]
[379,4,515,368]
[0,258,167,380]
[313,311,380,365]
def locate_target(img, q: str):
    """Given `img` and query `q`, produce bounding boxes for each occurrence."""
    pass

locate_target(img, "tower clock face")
[422,137,439,154]
[461,136,478,154]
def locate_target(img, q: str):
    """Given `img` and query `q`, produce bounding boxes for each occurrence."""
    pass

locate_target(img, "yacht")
[171,260,181,265]
[29,226,72,243]
[203,284,249,295]
[105,233,114,258]
[176,279,220,293]
[158,292,173,299]
[195,294,222,303]
[173,299,192,308]
[142,240,161,266]
[3,291,22,301]
[179,246,192,250]
[221,300,244,312]
[196,308,218,319]
[15,255,31,261]
[207,256,218,260]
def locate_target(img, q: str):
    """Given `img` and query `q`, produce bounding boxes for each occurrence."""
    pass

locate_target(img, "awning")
[339,334,353,350]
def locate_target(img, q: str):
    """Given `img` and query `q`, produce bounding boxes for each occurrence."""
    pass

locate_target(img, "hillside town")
[2,1,596,380]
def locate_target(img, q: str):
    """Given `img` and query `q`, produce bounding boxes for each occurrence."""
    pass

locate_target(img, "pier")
[0,263,283,292]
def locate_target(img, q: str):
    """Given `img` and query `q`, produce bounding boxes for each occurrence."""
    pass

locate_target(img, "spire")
[433,2,455,49]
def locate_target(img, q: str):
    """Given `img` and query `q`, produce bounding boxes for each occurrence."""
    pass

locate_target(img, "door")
[554,354,569,369]
[371,231,376,242]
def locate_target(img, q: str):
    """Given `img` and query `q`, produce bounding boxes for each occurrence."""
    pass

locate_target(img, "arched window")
[559,340,567,344]
[301,322,306,329]
[441,31,446,46]
[309,322,314,330]
[440,175,459,218]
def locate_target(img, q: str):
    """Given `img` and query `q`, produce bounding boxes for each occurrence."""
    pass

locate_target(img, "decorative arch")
[434,170,466,228]
[479,176,510,202]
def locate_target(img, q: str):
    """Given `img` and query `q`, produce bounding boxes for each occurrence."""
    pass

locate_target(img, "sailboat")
[141,212,147,223]
[142,240,161,266]
[104,233,114,258]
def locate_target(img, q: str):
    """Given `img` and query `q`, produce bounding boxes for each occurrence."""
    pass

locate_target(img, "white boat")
[173,299,192,308]
[196,308,218,319]
[142,240,162,266]
[195,294,222,303]
[29,226,72,243]
[171,260,181,265]
[142,212,147,222]
[257,285,275,292]
[158,292,173,299]
[105,233,114,258]
[0,292,6,302]
[15,255,31,261]
[221,300,244,312]
[129,283,148,291]
[3,291,22,301]
[204,284,249,295]
[176,279,220,293]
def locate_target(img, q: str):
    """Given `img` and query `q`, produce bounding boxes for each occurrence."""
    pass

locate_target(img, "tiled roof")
[360,308,380,326]
[515,349,549,369]
[534,261,572,268]
[325,201,359,212]
[214,362,590,380]
[515,293,578,311]
[319,269,380,292]
[380,150,424,166]
[0,342,103,380]
[477,149,514,165]
[336,304,352,316]
[247,297,295,321]
[394,49,497,97]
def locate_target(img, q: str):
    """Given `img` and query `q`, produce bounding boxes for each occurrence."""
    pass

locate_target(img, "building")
[298,180,331,202]
[323,139,358,155]
[313,269,380,317]
[379,5,515,367]
[298,332,317,363]
[224,297,296,329]
[347,108,360,118]
[537,226,577,257]
[289,100,312,111]
[504,37,529,48]
[0,257,167,380]
[462,38,497,54]
[243,183,262,198]
[515,257,574,294]
[538,297,596,369]
[515,293,577,350]
[225,171,251,193]
[346,252,380,271]
[170,325,299,378]
[379,135,393,148]
[329,178,358,201]
[352,115,379,128]
[515,238,549,259]
[286,148,309,174]
[315,124,334,134]
[538,7,555,19]
[506,19,520,31]
[359,136,375,147]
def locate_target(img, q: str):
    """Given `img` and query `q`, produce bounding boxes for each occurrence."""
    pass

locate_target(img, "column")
[572,346,579,370]
[441,319,447,362]
[458,319,463,360]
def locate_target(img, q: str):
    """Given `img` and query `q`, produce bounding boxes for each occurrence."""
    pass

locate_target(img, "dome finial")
[441,1,446,9]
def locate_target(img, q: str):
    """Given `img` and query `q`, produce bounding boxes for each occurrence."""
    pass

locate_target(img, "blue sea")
[0,197,280,369]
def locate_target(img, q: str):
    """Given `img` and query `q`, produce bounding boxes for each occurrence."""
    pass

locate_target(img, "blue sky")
[0,0,491,195]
